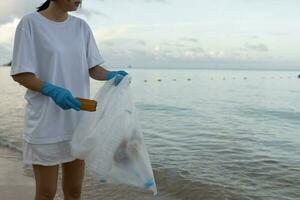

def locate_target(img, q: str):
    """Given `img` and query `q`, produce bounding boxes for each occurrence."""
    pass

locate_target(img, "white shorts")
[22,140,78,166]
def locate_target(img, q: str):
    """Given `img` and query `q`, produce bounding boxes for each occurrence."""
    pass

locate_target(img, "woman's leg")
[62,159,85,200]
[33,164,59,200]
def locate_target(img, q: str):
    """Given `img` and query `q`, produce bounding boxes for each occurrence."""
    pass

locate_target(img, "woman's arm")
[12,73,44,91]
[11,73,81,111]
[89,65,129,86]
[89,65,109,81]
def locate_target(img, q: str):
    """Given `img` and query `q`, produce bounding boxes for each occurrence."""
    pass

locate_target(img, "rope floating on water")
[140,76,298,82]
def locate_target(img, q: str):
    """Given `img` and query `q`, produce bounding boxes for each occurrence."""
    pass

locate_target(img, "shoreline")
[0,145,164,200]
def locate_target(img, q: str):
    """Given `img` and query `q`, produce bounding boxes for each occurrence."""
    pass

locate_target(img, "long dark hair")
[36,0,82,12]
[37,0,51,12]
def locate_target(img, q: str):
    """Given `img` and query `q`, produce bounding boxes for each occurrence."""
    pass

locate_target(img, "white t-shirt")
[11,11,105,144]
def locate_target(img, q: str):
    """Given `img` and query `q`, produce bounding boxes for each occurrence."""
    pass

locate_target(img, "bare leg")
[33,164,59,200]
[62,159,85,200]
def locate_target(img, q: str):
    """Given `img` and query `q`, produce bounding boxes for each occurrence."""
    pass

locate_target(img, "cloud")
[102,38,147,48]
[269,32,291,36]
[244,43,269,52]
[0,18,19,65]
[0,0,40,63]
[102,41,115,47]
[0,19,19,44]
[76,7,110,19]
[187,47,204,53]
[248,35,260,40]
[0,0,42,24]
[134,43,222,61]
[93,27,129,43]
[137,40,147,46]
[180,37,198,43]
[143,0,168,3]
[163,42,186,48]
[0,0,108,25]
[98,0,168,3]
[91,33,298,69]
[101,43,289,69]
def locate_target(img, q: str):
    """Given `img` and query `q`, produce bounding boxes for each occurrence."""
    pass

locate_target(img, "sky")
[0,0,299,69]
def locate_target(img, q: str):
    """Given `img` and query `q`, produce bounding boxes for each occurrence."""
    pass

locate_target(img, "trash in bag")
[70,75,157,195]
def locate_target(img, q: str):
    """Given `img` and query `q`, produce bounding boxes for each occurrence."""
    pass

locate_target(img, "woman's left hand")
[106,70,128,86]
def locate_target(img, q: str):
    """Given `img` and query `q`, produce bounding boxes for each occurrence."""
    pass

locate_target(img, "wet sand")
[0,147,35,200]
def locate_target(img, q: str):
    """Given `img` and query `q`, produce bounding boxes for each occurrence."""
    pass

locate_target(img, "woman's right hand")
[12,73,80,111]
[41,82,81,111]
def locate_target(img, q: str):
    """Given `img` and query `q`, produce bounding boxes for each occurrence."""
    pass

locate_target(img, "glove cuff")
[40,82,55,96]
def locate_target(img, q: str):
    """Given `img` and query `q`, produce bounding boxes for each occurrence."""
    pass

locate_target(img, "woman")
[10,0,128,199]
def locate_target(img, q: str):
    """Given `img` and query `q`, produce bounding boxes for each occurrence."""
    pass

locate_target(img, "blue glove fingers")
[68,95,81,108]
[55,93,69,110]
[114,74,124,86]
[41,82,80,110]
[106,70,128,81]
[60,103,70,110]
[65,96,81,111]
[117,70,128,76]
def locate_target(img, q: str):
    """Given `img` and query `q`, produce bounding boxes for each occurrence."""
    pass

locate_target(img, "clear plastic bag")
[71,76,157,195]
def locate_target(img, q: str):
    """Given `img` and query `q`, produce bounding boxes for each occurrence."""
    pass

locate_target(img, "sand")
[0,146,35,200]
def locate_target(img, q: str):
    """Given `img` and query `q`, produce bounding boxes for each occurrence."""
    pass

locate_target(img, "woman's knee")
[35,185,57,200]
[63,185,82,199]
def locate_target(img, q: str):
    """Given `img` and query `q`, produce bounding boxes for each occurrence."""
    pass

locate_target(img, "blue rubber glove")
[106,70,128,86]
[41,82,81,111]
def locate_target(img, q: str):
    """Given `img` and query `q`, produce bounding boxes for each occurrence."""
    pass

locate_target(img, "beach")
[0,146,35,199]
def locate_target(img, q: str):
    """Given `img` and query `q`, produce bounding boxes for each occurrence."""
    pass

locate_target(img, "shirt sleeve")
[10,27,37,76]
[86,24,105,69]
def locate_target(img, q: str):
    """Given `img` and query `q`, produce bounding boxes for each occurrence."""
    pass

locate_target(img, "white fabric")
[71,76,157,195]
[11,12,104,144]
[23,140,77,166]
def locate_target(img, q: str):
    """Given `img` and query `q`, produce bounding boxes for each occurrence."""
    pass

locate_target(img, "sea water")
[1,67,300,200]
